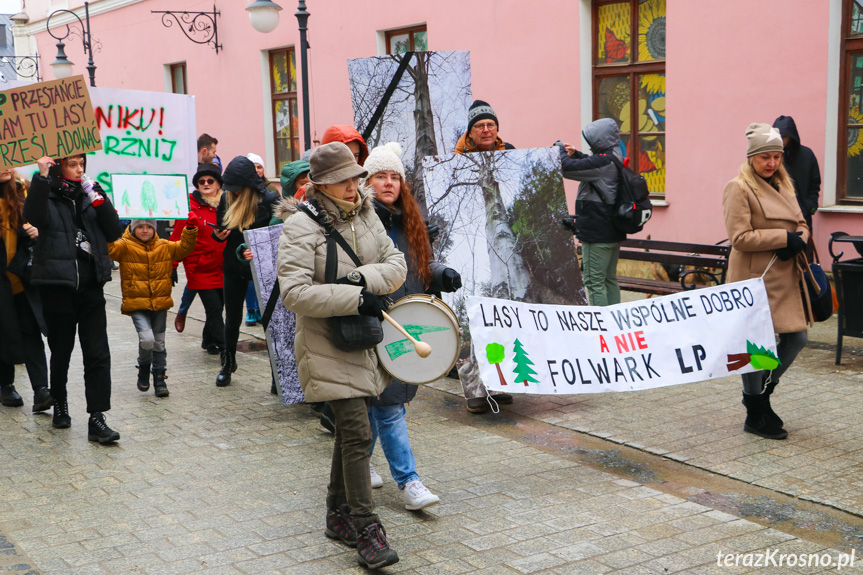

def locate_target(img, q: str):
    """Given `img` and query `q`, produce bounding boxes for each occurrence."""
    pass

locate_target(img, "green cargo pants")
[582,241,621,307]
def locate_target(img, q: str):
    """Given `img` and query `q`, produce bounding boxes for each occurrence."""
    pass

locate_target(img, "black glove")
[426,221,440,244]
[561,215,577,235]
[357,288,384,320]
[171,268,178,286]
[777,231,805,261]
[441,267,462,292]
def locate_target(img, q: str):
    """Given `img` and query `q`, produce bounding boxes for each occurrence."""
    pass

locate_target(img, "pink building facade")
[10,0,863,256]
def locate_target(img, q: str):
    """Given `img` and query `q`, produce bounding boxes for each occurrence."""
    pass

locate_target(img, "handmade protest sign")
[110,174,190,219]
[2,81,196,195]
[89,87,196,196]
[244,225,303,406]
[0,76,101,169]
[467,278,776,394]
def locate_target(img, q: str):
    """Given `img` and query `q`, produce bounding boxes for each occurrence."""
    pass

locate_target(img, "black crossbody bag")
[296,200,384,351]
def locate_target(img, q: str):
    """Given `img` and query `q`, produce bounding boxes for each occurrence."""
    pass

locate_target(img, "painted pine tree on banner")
[512,339,539,386]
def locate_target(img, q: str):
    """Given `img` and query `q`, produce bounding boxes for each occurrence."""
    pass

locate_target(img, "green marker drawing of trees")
[121,189,131,215]
[512,339,539,386]
[486,343,507,386]
[140,180,158,216]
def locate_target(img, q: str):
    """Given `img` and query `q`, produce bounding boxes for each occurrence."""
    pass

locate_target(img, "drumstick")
[382,311,433,358]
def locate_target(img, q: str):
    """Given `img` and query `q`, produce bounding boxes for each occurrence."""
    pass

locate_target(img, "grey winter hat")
[308,142,368,185]
[746,123,784,157]
[130,220,155,233]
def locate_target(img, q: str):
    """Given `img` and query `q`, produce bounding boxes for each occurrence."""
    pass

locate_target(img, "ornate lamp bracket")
[151,5,221,53]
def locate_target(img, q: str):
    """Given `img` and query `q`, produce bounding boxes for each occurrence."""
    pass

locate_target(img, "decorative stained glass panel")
[596,2,631,65]
[638,0,666,61]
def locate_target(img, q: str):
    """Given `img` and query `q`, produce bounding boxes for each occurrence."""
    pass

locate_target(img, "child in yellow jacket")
[108,217,198,397]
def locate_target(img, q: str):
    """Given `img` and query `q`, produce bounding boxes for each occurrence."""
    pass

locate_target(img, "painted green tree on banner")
[141,180,158,216]
[512,339,539,386]
[486,343,508,386]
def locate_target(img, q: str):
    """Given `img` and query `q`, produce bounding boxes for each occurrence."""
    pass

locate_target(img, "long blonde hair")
[223,186,261,231]
[736,158,795,196]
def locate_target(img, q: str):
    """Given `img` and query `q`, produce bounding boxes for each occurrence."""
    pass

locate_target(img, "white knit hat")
[246,153,265,169]
[362,142,405,180]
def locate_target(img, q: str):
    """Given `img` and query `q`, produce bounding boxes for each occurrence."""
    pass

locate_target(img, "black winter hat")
[193,162,223,188]
[221,156,260,193]
[467,100,498,134]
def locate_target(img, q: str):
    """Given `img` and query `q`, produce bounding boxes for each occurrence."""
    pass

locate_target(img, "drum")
[376,294,462,384]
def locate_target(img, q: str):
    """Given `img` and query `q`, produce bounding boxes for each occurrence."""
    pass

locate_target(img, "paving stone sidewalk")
[0,277,860,574]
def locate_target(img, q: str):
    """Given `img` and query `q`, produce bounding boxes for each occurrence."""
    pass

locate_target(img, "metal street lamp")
[246,0,283,34]
[247,0,311,151]
[295,1,311,151]
[46,1,96,86]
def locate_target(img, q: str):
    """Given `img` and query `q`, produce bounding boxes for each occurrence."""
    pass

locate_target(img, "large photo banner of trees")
[422,148,588,363]
[348,51,471,209]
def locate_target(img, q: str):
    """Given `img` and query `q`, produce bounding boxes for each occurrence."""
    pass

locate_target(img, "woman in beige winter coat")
[276,142,406,569]
[722,123,810,441]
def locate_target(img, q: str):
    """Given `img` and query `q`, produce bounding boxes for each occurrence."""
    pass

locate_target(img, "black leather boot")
[137,362,151,392]
[32,386,54,412]
[742,393,787,439]
[153,369,169,398]
[52,399,71,428]
[88,412,120,444]
[0,384,24,407]
[216,351,235,387]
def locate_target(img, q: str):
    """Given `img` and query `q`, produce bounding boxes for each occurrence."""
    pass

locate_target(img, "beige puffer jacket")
[276,186,407,402]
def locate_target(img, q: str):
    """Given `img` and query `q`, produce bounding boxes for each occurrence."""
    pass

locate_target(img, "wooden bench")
[610,239,730,296]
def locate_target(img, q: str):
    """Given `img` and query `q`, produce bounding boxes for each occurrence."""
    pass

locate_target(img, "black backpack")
[609,156,652,235]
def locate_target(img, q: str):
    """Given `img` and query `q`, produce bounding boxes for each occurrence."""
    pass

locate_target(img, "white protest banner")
[467,279,778,395]
[89,87,196,196]
[110,173,190,219]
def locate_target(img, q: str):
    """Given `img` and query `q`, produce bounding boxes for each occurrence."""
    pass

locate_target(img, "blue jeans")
[178,286,197,315]
[368,404,419,488]
[245,280,259,313]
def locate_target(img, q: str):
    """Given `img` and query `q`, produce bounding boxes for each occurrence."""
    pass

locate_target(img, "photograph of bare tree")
[422,148,587,396]
[348,51,472,210]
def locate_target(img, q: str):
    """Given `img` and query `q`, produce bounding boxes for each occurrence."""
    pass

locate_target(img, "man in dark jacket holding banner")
[560,117,626,307]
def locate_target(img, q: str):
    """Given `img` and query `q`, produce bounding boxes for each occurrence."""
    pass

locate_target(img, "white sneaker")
[370,463,383,489]
[402,479,440,511]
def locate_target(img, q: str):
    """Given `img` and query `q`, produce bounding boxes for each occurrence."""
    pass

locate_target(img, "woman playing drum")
[362,142,463,510]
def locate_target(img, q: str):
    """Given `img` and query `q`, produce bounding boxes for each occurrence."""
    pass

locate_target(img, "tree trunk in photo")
[411,53,438,214]
[479,158,530,300]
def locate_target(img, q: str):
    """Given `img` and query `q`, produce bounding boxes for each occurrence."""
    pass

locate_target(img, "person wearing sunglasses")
[454,100,515,154]
[169,163,227,357]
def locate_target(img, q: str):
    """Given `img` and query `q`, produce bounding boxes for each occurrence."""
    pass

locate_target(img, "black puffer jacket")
[214,189,281,278]
[371,200,422,406]
[560,118,627,244]
[23,174,121,289]
[773,115,821,231]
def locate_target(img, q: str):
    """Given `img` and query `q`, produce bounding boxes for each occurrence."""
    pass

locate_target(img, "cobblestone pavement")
[1,275,862,574]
